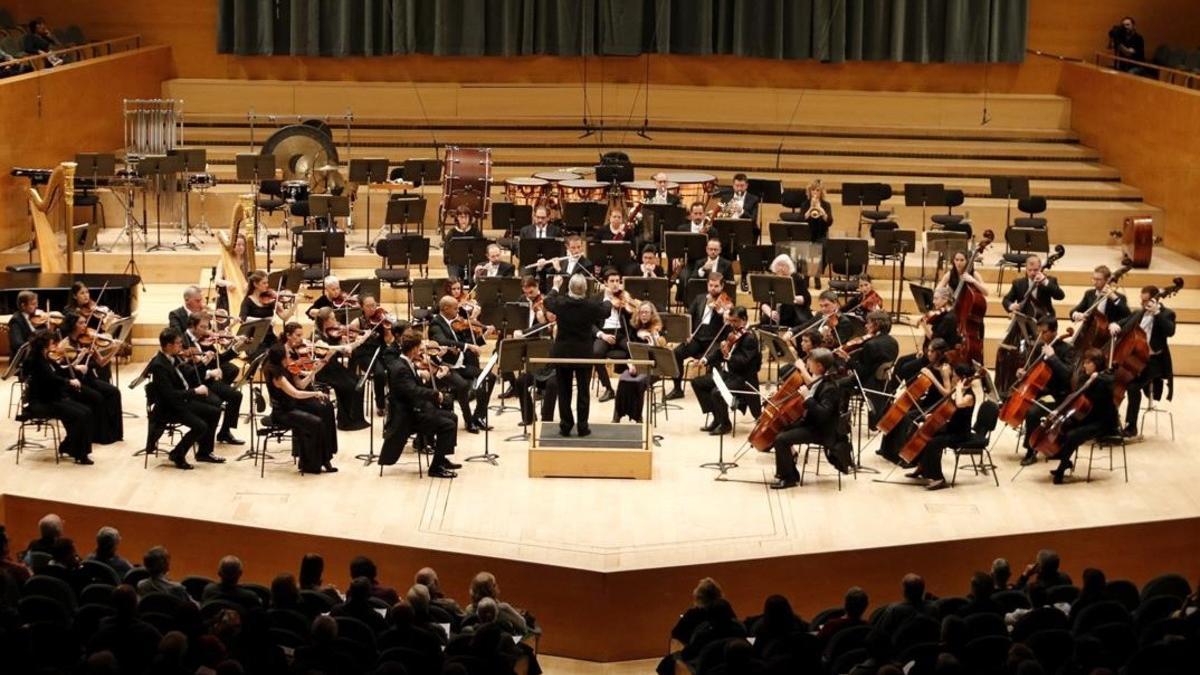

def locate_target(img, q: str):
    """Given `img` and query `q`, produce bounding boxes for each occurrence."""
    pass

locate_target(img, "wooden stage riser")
[2,494,1196,662]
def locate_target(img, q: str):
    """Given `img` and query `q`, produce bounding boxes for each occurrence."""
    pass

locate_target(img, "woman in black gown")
[240,270,295,353]
[443,205,483,282]
[22,332,94,463]
[264,343,338,474]
[59,312,123,444]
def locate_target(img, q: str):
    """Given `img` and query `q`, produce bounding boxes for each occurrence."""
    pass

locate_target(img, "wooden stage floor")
[1,367,1196,575]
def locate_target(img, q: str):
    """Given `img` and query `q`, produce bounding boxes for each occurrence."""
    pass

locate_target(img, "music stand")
[873,229,917,321]
[749,273,796,327]
[402,158,442,189]
[642,203,684,245]
[926,230,969,281]
[594,163,634,185]
[769,221,812,244]
[349,158,390,250]
[756,328,798,383]
[713,218,755,253]
[990,176,1030,230]
[236,153,277,246]
[384,196,426,238]
[518,237,565,272]
[823,238,869,289]
[909,283,935,314]
[135,156,174,252]
[492,202,532,239]
[169,148,207,249]
[299,230,346,278]
[378,234,431,282]
[474,277,523,310]
[309,194,351,232]
[747,178,783,205]
[1006,227,1050,255]
[75,152,117,256]
[499,303,531,338]
[904,182,943,281]
[445,236,490,283]
[589,241,634,274]
[738,244,774,277]
[267,266,304,293]
[561,202,607,234]
[623,277,670,311]
[663,232,707,273]
[236,318,273,356]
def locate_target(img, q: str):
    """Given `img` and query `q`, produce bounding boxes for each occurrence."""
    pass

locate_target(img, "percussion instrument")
[559,179,608,203]
[504,177,549,206]
[663,172,717,207]
[281,180,310,203]
[534,170,584,203]
[621,180,673,206]
[188,173,217,190]
[442,147,492,222]
[124,98,182,159]
[1111,216,1159,269]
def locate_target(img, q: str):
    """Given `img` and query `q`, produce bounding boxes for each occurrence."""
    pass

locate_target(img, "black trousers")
[317,360,367,429]
[442,367,494,426]
[1055,422,1107,473]
[614,372,649,422]
[207,380,243,434]
[515,371,558,426]
[773,425,823,482]
[1124,353,1166,433]
[160,400,221,461]
[692,373,728,427]
[917,432,970,481]
[28,399,92,460]
[556,365,592,433]
[592,332,627,391]
[424,407,459,468]
[350,344,390,411]
[672,338,714,388]
[73,379,123,445]
[275,399,336,473]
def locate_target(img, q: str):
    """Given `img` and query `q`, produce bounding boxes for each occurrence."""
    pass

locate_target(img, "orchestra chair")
[1141,389,1174,441]
[256,180,287,227]
[950,399,1001,487]
[995,226,1049,294]
[253,414,293,479]
[1083,434,1129,484]
[824,238,870,295]
[797,440,843,491]
[140,380,184,470]
[930,189,966,229]
[777,189,807,222]
[12,370,62,465]
[1013,196,1049,229]
[4,342,30,420]
[73,191,106,236]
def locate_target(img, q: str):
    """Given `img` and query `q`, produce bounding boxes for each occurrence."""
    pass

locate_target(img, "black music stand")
[663,232,707,267]
[561,202,607,234]
[492,202,532,239]
[926,230,969,280]
[750,273,796,327]
[518,237,565,274]
[769,221,812,244]
[498,303,530,338]
[623,277,670,310]
[236,153,276,246]
[134,156,171,252]
[909,284,935,314]
[841,183,869,236]
[757,328,798,383]
[383,197,427,238]
[267,266,304,294]
[747,178,783,205]
[403,158,442,189]
[904,182,944,282]
[377,234,431,282]
[990,176,1030,230]
[170,148,207,249]
[738,244,774,277]
[590,241,634,274]
[713,218,754,254]
[445,236,490,283]
[309,194,351,232]
[823,238,869,291]
[642,203,684,245]
[74,153,116,256]
[474,277,523,309]
[350,158,390,250]
[873,229,917,321]
[299,230,346,279]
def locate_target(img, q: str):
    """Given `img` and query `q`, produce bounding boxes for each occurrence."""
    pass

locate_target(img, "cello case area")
[1112,217,1157,269]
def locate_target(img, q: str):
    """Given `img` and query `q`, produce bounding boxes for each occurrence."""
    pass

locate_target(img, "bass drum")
[442,147,492,220]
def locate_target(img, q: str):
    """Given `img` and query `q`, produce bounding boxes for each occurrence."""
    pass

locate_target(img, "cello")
[997,327,1073,429]
[1029,372,1097,458]
[898,368,981,465]
[1109,278,1183,404]
[748,364,810,452]
[993,244,1066,393]
[1071,265,1131,354]
[876,368,938,434]
[948,230,994,366]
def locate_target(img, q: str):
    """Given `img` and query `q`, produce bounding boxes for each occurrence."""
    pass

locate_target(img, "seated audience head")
[39,513,65,541]
[476,597,499,624]
[941,614,969,652]
[51,537,79,568]
[347,577,372,603]
[992,558,1011,588]
[1081,567,1107,594]
[970,570,995,599]
[95,526,121,558]
[112,584,139,619]
[388,598,415,627]
[270,573,299,608]
[470,571,500,605]
[845,586,869,619]
[407,584,431,616]
[349,555,378,582]
[902,573,926,604]
[761,594,795,627]
[311,615,337,644]
[218,555,244,586]
[144,546,171,578]
[414,567,444,595]
[693,577,724,608]
[1037,549,1062,576]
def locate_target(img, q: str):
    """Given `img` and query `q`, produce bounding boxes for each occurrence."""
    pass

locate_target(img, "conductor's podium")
[528,421,653,479]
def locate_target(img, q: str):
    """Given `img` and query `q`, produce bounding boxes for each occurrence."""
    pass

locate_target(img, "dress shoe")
[1122,425,1138,438]
[375,407,387,418]
[708,424,732,435]
[323,464,339,473]
[700,421,718,432]
[75,457,94,465]
[196,454,227,464]
[217,433,245,445]
[598,389,615,403]
[443,460,462,470]
[559,425,573,437]
[904,469,924,479]
[665,387,685,401]
[925,479,949,491]
[1050,470,1065,485]
[172,458,194,470]
[769,478,798,490]
[1019,454,1038,466]
[472,417,493,431]
[577,426,592,437]
[428,467,458,479]
[465,423,480,434]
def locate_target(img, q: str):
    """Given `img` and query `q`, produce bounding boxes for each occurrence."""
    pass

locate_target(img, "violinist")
[307,276,357,321]
[312,307,372,431]
[595,210,638,250]
[879,338,952,464]
[59,312,123,444]
[7,290,44,355]
[847,275,883,321]
[785,291,856,350]
[148,328,223,470]
[677,238,733,303]
[666,272,730,400]
[677,202,711,235]
[349,295,398,417]
[510,276,558,427]
[937,250,989,297]
[758,254,812,329]
[473,243,516,281]
[240,271,296,352]
[692,306,762,436]
[1003,255,1064,318]
[263,342,338,474]
[66,282,111,332]
[1018,317,1076,466]
[182,312,244,447]
[168,286,208,337]
[835,310,900,430]
[905,363,979,491]
[1071,265,1130,325]
[593,268,632,403]
[770,348,850,489]
[385,333,460,478]
[1110,285,1176,438]
[22,332,93,464]
[625,244,666,279]
[428,295,495,434]
[616,299,666,421]
[214,232,251,312]
[1047,349,1118,484]
[445,205,483,281]
[895,287,959,382]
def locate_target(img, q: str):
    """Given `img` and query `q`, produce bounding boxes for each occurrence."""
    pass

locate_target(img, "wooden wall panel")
[0,47,172,250]
[1058,62,1200,259]
[5,494,1198,662]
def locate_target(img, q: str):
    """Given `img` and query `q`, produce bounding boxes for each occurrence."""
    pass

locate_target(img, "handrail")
[1,35,143,74]
[1025,49,1085,63]
[1094,50,1199,89]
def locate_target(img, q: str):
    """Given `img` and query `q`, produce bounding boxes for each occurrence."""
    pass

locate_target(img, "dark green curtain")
[217,0,1028,62]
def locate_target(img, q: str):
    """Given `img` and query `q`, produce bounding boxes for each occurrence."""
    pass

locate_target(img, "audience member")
[1068,567,1108,623]
[87,584,162,674]
[415,566,464,619]
[747,594,805,656]
[330,576,389,633]
[876,573,934,635]
[298,552,341,602]
[291,616,341,674]
[1108,16,1147,74]
[268,572,300,611]
[136,546,191,604]
[0,525,31,585]
[1015,549,1072,590]
[407,583,449,643]
[667,577,730,650]
[21,512,64,564]
[962,571,1002,615]
[202,555,263,609]
[348,555,399,605]
[991,557,1012,590]
[817,586,870,644]
[86,526,134,580]
[464,571,528,637]
[381,598,444,668]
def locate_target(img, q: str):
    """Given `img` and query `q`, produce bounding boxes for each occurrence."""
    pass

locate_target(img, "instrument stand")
[700,370,739,472]
[236,153,277,253]
[110,170,147,253]
[464,357,500,465]
[135,156,178,252]
[118,180,147,290]
[350,158,389,251]
[172,148,208,249]
[354,344,384,466]
[904,183,945,285]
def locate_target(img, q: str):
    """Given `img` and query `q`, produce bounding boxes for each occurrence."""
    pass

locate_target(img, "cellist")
[1108,285,1176,438]
[1044,349,1118,484]
[770,348,851,490]
[895,286,959,382]
[1003,255,1065,318]
[1018,317,1076,466]
[879,338,952,464]
[905,363,980,491]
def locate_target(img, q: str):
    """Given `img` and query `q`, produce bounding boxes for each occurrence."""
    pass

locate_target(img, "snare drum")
[559,179,609,203]
[188,173,217,190]
[281,180,310,203]
[664,172,717,207]
[504,177,549,206]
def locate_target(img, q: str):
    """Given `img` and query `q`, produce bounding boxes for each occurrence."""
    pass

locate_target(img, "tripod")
[354,344,384,466]
[465,351,500,465]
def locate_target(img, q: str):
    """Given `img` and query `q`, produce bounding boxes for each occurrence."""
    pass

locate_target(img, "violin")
[998,327,1074,429]
[30,309,65,328]
[719,326,747,359]
[330,292,360,309]
[636,328,667,348]
[708,292,734,314]
[898,369,981,464]
[451,316,487,338]
[837,332,875,357]
[259,288,298,308]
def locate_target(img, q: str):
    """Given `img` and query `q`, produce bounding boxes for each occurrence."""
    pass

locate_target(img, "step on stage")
[529,422,652,479]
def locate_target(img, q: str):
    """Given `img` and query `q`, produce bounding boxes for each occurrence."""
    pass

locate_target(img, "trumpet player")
[803,180,833,288]
[473,243,516,280]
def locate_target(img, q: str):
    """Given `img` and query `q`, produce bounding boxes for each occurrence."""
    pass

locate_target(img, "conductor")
[545,273,612,436]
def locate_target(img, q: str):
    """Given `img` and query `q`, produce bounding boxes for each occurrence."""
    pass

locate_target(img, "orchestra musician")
[596,209,638,248]
[168,286,208,337]
[148,328,223,470]
[614,301,667,423]
[692,306,762,435]
[311,308,372,431]
[473,243,516,280]
[894,286,960,382]
[667,273,730,400]
[59,312,123,444]
[905,363,980,491]
[648,173,681,206]
[385,332,461,478]
[240,271,296,352]
[678,202,711,235]
[800,180,832,287]
[518,204,561,240]
[770,348,851,489]
[1110,285,1176,438]
[785,291,857,350]
[8,290,44,356]
[1003,255,1065,318]
[593,268,632,403]
[879,338,952,464]
[214,233,251,312]
[24,332,94,464]
[1018,316,1076,466]
[532,234,591,289]
[348,295,398,417]
[835,310,900,430]
[263,343,339,474]
[427,295,495,434]
[625,244,666,279]
[938,250,990,297]
[1047,349,1118,484]
[307,275,359,321]
[544,273,612,436]
[511,275,559,427]
[847,275,883,320]
[66,282,110,332]
[724,173,760,224]
[182,312,244,447]
[445,205,483,281]
[1070,265,1131,324]
[677,238,733,303]
[758,254,812,329]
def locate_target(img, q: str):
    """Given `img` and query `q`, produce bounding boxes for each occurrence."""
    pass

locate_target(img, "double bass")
[993,244,1066,394]
[898,368,982,465]
[1070,265,1131,354]
[997,327,1073,429]
[948,231,994,366]
[1109,278,1183,404]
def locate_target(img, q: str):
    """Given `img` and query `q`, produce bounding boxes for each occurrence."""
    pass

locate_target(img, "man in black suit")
[692,307,761,435]
[518,205,560,240]
[167,286,207,336]
[667,273,730,400]
[1018,316,1077,466]
[678,202,711,235]
[624,244,666,279]
[836,310,899,430]
[427,296,493,433]
[181,312,243,448]
[472,243,516,281]
[1070,265,1131,325]
[511,276,558,427]
[147,328,222,470]
[726,173,760,224]
[771,348,851,488]
[530,233,590,292]
[382,333,460,477]
[1003,255,1065,318]
[677,237,733,303]
[592,268,631,402]
[1111,285,1176,437]
[544,273,611,436]
[647,173,682,207]
[7,290,42,356]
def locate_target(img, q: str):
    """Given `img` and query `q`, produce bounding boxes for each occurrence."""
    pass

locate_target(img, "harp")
[215,193,257,314]
[27,161,76,273]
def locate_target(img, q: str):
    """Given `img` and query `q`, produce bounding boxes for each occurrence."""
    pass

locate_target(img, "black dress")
[265,365,337,473]
[24,353,93,461]
[240,296,279,353]
[315,331,369,431]
[67,338,123,443]
[614,331,653,423]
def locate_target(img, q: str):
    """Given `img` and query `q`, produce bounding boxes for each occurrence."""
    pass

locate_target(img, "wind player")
[1109,285,1176,439]
[1070,265,1130,325]
[1003,255,1065,318]
[770,348,851,489]
[518,204,561,240]
[473,243,516,280]
[835,310,899,430]
[531,234,591,291]
[692,306,761,435]
[1018,316,1075,466]
[182,312,244,447]
[625,244,666,279]
[594,210,639,251]
[428,295,495,433]
[666,273,730,401]
[678,202,710,235]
